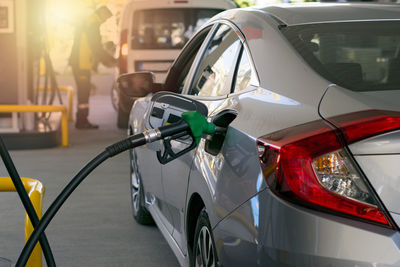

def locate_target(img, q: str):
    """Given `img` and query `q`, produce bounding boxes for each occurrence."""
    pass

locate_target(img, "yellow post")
[0,177,45,267]
[66,87,74,122]
[0,105,69,147]
[61,108,69,147]
[37,86,74,122]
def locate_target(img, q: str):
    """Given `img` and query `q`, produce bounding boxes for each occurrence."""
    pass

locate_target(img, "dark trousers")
[72,68,91,122]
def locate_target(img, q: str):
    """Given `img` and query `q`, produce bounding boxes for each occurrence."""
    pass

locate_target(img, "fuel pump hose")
[0,137,56,267]
[17,112,216,266]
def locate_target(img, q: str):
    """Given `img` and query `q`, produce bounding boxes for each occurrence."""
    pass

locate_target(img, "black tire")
[117,106,129,129]
[110,82,119,111]
[192,208,218,267]
[117,91,133,129]
[130,149,154,225]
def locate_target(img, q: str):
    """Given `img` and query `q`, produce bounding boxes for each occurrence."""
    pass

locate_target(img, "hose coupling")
[143,128,162,143]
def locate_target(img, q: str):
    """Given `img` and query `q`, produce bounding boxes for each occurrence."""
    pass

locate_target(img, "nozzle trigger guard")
[156,131,196,165]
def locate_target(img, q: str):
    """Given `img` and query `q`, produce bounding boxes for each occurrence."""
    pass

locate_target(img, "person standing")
[69,6,116,129]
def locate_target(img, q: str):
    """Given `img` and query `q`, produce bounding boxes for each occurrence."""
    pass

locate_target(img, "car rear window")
[131,8,223,50]
[281,21,400,91]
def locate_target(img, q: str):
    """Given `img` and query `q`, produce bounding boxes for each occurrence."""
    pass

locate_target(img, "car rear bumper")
[213,188,400,266]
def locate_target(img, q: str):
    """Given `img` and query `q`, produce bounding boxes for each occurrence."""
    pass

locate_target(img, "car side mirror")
[146,92,208,130]
[117,72,155,97]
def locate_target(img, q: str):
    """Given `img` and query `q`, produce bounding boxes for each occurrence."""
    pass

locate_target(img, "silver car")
[126,4,400,266]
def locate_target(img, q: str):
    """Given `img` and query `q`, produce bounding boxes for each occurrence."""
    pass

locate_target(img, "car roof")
[258,3,400,26]
[126,0,237,10]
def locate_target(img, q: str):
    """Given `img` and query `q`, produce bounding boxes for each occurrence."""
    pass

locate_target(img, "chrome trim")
[287,18,400,27]
[143,128,162,143]
[217,19,261,88]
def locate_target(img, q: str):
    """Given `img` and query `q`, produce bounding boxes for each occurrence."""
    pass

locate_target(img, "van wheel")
[117,106,129,129]
[192,209,218,267]
[130,149,154,225]
[111,82,119,111]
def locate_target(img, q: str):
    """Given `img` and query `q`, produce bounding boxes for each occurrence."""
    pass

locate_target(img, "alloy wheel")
[195,226,215,267]
[130,151,140,213]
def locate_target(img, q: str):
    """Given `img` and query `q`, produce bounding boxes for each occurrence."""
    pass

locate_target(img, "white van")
[115,0,237,127]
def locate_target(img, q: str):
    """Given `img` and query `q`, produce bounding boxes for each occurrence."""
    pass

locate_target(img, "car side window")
[163,27,212,94]
[233,48,255,93]
[176,55,196,93]
[190,24,241,97]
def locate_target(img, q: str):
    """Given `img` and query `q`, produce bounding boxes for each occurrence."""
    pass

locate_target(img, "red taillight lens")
[257,110,400,227]
[119,29,128,74]
[329,109,400,143]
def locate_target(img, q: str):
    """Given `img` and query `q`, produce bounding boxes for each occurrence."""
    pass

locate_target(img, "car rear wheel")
[130,149,154,225]
[193,209,218,267]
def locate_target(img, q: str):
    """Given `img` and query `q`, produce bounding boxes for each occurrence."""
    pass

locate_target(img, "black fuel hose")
[0,137,56,267]
[17,121,190,266]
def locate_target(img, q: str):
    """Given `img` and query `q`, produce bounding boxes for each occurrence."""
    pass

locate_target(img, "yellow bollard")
[61,107,69,147]
[65,86,74,122]
[0,105,69,147]
[0,177,45,267]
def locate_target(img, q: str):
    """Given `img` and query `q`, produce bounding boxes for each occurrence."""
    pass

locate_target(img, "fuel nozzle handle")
[106,111,215,158]
[155,111,216,165]
[148,111,216,145]
[181,111,215,145]
[141,111,216,146]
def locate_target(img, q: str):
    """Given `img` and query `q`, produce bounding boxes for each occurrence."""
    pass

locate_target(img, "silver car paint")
[128,23,222,264]
[177,82,323,259]
[188,124,266,221]
[355,155,400,217]
[130,96,178,235]
[319,85,400,119]
[176,8,330,252]
[214,189,400,266]
[261,4,400,26]
[128,5,400,267]
[208,9,331,138]
[361,90,400,108]
[350,130,400,155]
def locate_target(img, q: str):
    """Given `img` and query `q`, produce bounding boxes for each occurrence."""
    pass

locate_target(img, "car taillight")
[119,29,128,74]
[257,110,400,227]
[121,43,128,57]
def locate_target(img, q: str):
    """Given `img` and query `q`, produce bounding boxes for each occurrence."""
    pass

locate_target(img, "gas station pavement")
[0,74,179,266]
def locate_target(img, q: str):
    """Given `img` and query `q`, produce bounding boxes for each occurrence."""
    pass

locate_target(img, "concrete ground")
[0,74,179,266]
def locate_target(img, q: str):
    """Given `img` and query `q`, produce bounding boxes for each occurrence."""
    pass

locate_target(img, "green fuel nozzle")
[154,111,218,164]
[181,111,216,145]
